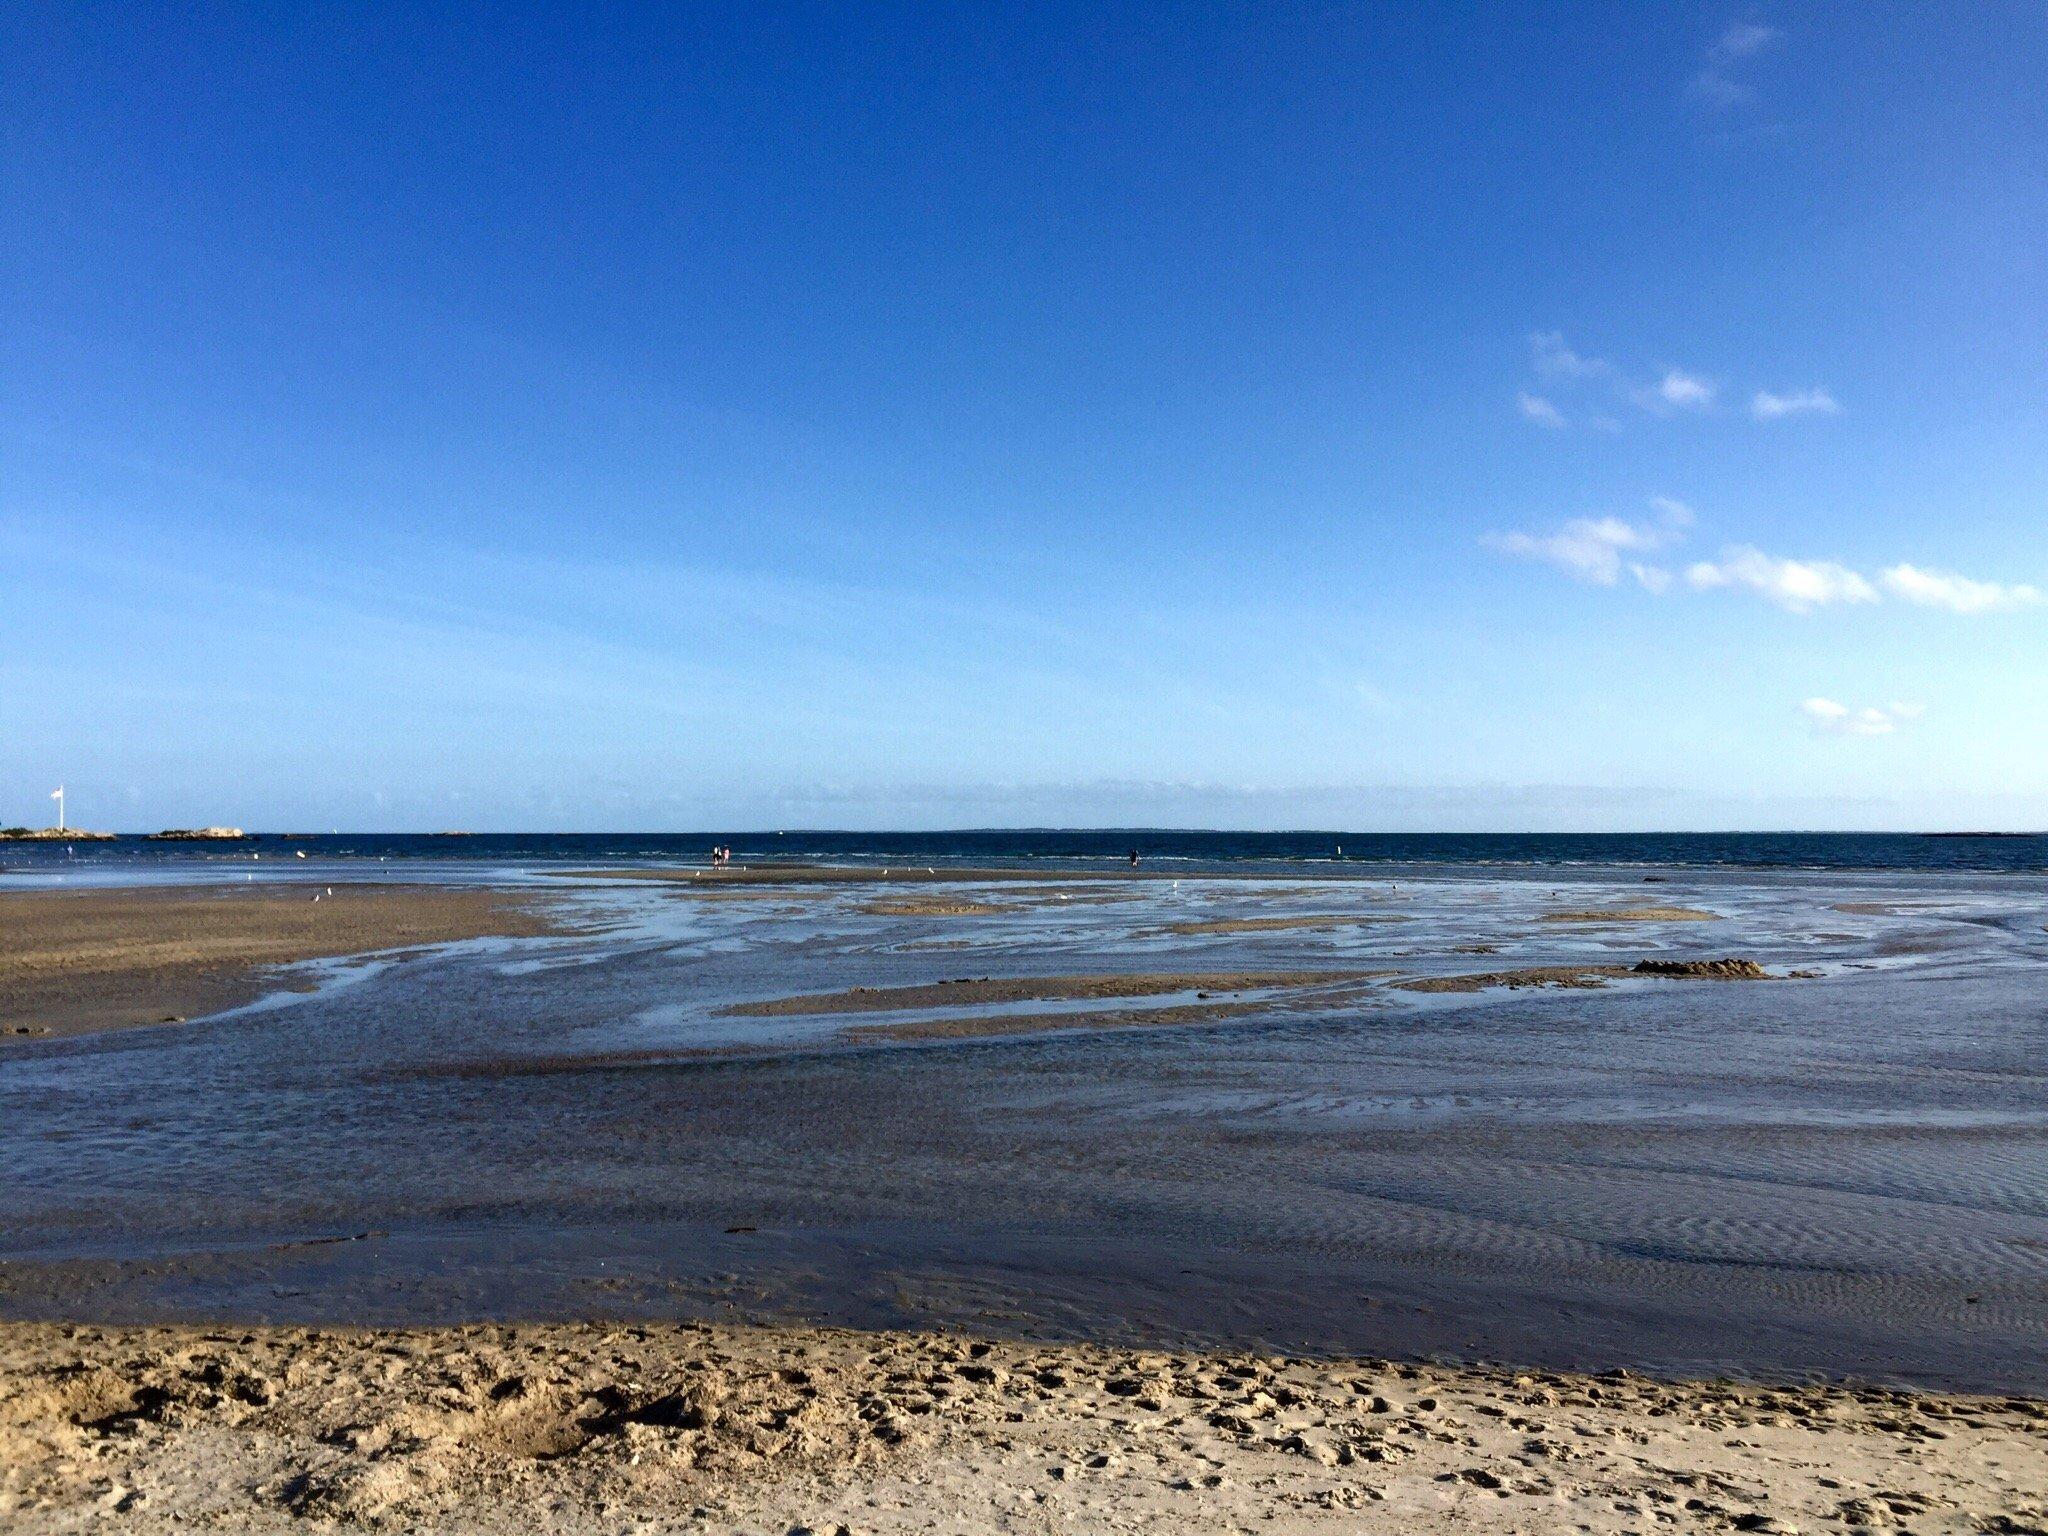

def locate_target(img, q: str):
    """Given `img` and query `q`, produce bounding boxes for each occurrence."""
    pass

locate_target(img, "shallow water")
[4,860,2047,1392]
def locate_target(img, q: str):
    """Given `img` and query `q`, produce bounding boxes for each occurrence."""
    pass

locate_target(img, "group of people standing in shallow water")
[709,845,733,867]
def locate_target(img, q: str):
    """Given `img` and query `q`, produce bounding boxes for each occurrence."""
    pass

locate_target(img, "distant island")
[1918,830,2039,838]
[1,827,251,841]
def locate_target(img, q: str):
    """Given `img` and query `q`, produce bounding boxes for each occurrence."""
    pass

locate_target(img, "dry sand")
[3,1320,2040,1535]
[0,884,565,1041]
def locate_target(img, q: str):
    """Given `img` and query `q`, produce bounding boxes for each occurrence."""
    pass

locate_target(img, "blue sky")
[3,3,2044,831]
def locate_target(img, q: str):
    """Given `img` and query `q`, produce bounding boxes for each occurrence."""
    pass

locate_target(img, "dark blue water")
[6,828,2048,874]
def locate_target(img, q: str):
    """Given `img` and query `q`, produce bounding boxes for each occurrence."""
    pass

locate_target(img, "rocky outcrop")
[1631,957,1771,980]
[0,828,116,841]
[145,828,248,841]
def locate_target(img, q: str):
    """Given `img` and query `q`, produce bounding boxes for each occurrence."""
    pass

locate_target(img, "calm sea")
[5,828,2048,874]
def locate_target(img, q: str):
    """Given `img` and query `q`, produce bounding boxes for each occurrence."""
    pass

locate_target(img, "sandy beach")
[4,1319,2042,1534]
[4,858,2046,1529]
[0,884,566,1041]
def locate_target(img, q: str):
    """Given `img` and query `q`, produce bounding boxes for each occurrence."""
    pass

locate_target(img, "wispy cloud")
[1752,387,1840,420]
[1631,564,1673,594]
[1801,697,1919,737]
[1519,333,1825,428]
[1492,503,2040,622]
[1691,19,1780,108]
[1528,331,1611,379]
[1483,498,1692,586]
[1685,547,1877,611]
[1880,563,2041,614]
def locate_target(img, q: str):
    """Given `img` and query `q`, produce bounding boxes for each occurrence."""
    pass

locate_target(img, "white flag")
[50,787,61,799]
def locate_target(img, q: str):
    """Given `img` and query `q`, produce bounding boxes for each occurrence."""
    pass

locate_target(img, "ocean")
[7,827,2048,873]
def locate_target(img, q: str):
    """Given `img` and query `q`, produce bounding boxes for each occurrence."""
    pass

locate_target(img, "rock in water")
[1631,957,1771,980]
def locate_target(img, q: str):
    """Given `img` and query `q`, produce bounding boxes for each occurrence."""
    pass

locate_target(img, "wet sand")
[723,971,1384,1017]
[848,997,1279,1042]
[1540,906,1720,923]
[856,898,1015,917]
[0,885,566,1041]
[1158,914,1410,935]
[1397,959,1783,993]
[4,1320,2040,1535]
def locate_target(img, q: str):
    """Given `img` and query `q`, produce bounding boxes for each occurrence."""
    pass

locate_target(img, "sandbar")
[1540,906,1720,923]
[723,971,1385,1018]
[843,995,1350,1041]
[0,884,566,1041]
[1400,958,1781,993]
[857,898,1015,917]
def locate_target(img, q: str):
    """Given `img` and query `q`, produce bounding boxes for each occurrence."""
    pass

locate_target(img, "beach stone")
[1278,1431,1341,1466]
[1631,957,1770,980]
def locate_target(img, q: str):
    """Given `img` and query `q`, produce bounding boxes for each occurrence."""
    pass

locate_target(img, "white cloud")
[1650,369,1716,411]
[1519,331,1836,431]
[1487,518,1659,586]
[1752,387,1840,419]
[1691,20,1780,107]
[1489,499,2039,622]
[1801,697,1915,738]
[1880,563,2041,614]
[1708,20,1780,63]
[1485,498,1693,587]
[1529,331,1609,379]
[1685,546,1878,611]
